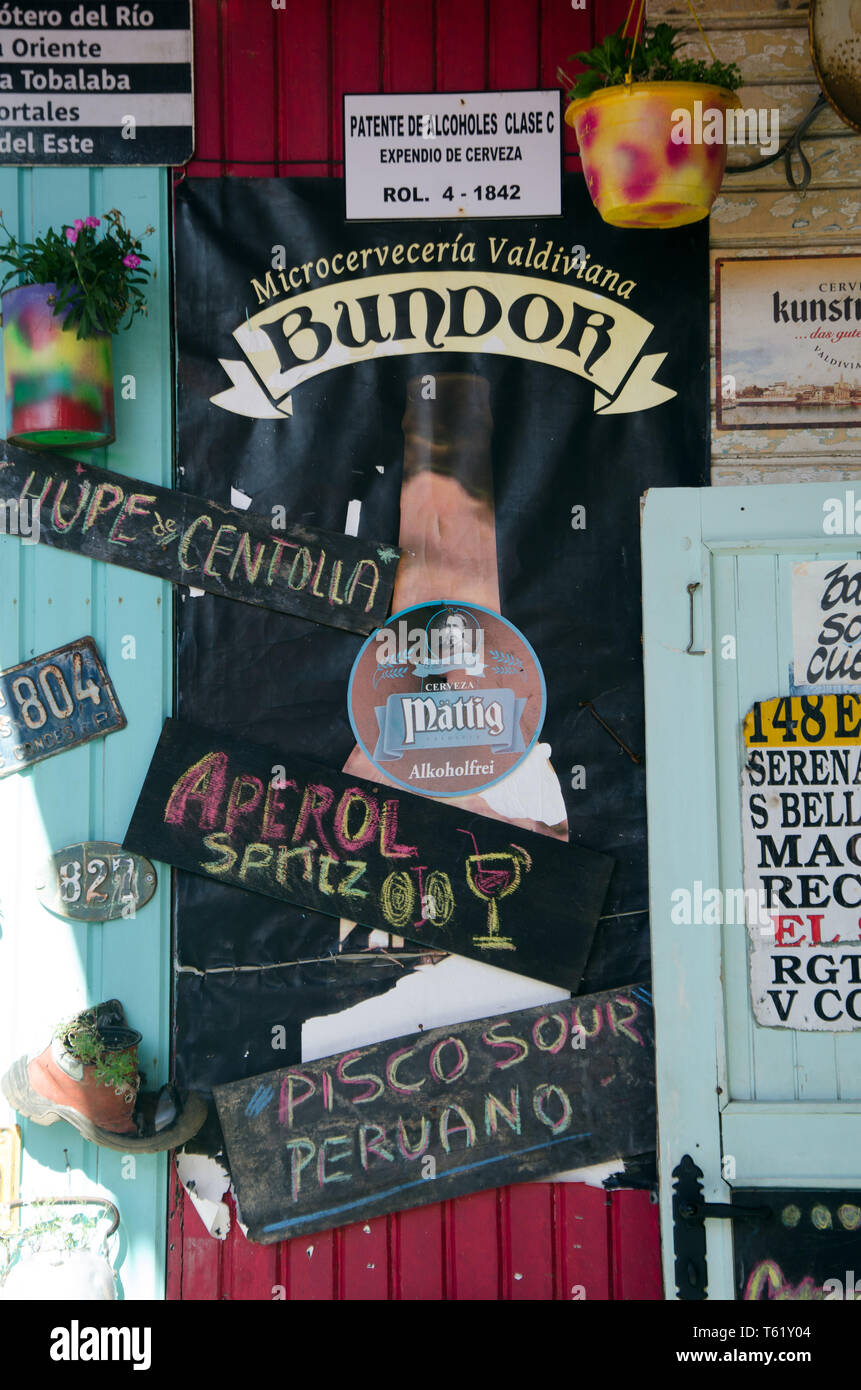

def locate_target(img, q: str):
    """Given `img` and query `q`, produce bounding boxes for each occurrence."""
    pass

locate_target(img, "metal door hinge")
[672,1154,771,1300]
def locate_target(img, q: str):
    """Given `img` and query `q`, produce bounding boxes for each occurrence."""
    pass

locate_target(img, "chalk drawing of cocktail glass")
[458,829,532,951]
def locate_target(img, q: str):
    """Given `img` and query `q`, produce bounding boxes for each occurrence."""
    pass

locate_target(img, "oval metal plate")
[35,841,157,923]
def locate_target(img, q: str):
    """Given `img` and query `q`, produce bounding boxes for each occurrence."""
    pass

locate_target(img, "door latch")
[685,582,705,655]
[672,1154,772,1299]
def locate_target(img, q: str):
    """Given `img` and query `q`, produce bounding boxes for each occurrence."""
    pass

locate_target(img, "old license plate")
[0,637,126,778]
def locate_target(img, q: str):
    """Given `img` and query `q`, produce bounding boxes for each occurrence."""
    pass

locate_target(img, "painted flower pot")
[565,82,743,229]
[2,282,115,449]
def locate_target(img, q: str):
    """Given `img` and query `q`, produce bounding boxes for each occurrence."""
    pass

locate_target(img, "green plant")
[0,207,153,340]
[58,1008,139,1095]
[563,21,743,102]
[2,1209,102,1275]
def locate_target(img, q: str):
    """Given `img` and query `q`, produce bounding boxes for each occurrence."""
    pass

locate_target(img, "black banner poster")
[173,176,708,1094]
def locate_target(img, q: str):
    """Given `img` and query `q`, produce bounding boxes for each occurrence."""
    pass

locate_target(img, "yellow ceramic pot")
[565,81,743,229]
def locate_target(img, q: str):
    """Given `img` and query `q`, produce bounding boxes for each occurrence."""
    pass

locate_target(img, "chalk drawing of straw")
[458,828,531,951]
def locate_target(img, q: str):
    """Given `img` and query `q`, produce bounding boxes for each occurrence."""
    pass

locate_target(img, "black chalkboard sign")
[124,718,613,988]
[0,636,125,777]
[734,1188,861,1300]
[214,983,655,1242]
[0,439,400,635]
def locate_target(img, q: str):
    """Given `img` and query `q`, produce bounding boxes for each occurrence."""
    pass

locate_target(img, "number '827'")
[59,852,137,906]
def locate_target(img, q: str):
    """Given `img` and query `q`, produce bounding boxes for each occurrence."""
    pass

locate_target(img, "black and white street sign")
[0,1,194,165]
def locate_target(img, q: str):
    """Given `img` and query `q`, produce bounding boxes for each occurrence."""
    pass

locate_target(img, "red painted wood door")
[168,0,661,1301]
[168,1163,660,1301]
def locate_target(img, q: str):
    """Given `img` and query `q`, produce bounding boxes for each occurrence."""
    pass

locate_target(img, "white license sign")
[792,559,861,691]
[343,91,561,221]
[741,695,861,1031]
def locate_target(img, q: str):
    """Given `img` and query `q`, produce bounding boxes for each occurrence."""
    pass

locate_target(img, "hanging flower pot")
[2,282,115,449]
[565,81,743,229]
[562,16,744,229]
[0,210,152,451]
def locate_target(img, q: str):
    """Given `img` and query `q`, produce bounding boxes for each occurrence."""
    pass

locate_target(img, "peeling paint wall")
[653,0,861,485]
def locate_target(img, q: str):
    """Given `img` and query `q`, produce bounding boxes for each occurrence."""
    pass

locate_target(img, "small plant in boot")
[1,998,207,1153]
[57,1005,140,1108]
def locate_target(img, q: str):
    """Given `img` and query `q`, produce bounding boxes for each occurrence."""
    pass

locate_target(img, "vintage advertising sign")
[742,694,861,1030]
[792,559,861,691]
[347,600,545,797]
[717,256,861,430]
[0,0,194,166]
[343,90,561,220]
[124,719,612,988]
[734,1188,861,1301]
[0,636,125,777]
[0,439,399,635]
[209,262,675,424]
[35,840,156,922]
[214,983,655,1242]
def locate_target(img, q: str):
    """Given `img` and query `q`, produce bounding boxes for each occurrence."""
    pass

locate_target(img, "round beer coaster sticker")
[348,601,546,798]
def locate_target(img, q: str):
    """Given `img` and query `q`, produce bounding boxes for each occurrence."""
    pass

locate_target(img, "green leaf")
[562,18,744,93]
[0,209,153,339]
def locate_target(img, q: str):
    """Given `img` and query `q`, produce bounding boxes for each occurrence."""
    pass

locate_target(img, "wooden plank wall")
[168,1165,660,1301]
[653,0,861,485]
[185,0,630,177]
[168,0,663,1302]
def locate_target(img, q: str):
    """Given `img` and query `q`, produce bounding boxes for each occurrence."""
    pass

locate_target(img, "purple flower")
[84,216,100,228]
[122,252,141,269]
[65,227,78,244]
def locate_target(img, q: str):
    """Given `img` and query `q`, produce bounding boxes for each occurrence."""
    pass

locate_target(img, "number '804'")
[0,653,101,732]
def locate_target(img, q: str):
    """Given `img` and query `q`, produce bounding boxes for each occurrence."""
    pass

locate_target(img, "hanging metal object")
[810,0,861,134]
[0,1196,120,1300]
[726,0,859,190]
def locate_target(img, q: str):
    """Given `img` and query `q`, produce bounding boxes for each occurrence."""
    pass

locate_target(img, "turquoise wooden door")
[0,168,172,1300]
[643,483,861,1301]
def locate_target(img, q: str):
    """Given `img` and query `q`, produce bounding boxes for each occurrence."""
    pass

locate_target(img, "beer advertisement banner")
[716,255,861,431]
[173,176,708,1093]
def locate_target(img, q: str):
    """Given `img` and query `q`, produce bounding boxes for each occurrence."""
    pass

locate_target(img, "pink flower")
[65,227,78,244]
[73,219,84,230]
[122,252,140,268]
[84,216,100,228]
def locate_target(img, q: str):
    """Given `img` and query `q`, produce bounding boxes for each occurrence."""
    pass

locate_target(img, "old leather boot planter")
[1,999,207,1153]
